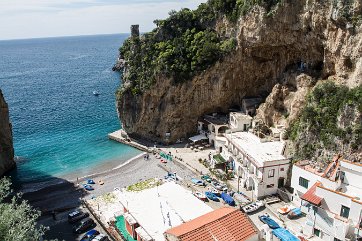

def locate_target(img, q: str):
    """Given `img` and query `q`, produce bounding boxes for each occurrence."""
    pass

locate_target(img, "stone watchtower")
[131,25,140,38]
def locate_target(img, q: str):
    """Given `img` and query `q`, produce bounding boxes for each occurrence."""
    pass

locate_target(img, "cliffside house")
[197,113,229,152]
[290,156,362,241]
[164,207,258,241]
[197,112,253,153]
[221,131,289,199]
[116,182,213,241]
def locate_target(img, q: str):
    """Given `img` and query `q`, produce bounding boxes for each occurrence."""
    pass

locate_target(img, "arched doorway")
[238,166,245,179]
[247,177,255,191]
[217,126,229,136]
[228,156,235,171]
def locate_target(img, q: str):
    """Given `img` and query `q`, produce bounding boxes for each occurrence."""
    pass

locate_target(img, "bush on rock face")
[286,82,362,160]
[118,0,281,95]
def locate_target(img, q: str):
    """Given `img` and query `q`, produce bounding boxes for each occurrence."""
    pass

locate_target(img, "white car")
[91,234,109,241]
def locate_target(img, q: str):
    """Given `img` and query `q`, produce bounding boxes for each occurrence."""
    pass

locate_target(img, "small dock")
[108,130,150,152]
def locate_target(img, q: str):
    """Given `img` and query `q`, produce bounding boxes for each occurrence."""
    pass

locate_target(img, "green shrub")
[286,82,362,159]
[118,0,279,95]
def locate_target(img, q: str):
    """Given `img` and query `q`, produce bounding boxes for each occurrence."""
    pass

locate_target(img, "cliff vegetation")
[286,82,362,162]
[116,0,362,163]
[117,0,281,96]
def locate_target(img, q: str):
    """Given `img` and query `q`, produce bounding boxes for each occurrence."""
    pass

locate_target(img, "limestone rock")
[0,89,15,176]
[117,0,362,144]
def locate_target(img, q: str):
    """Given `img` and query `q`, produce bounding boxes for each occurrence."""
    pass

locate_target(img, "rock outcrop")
[0,89,15,176]
[117,0,362,145]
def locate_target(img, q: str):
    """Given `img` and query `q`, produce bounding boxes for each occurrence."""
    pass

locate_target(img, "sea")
[0,34,141,188]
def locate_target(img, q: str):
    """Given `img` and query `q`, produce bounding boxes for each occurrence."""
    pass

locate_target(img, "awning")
[272,228,299,241]
[213,154,227,164]
[301,182,323,206]
[188,134,208,143]
[160,152,172,161]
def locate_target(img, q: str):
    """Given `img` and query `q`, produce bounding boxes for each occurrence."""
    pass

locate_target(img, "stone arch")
[248,177,255,191]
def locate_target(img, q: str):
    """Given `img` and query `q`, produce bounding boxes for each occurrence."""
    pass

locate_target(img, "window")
[340,205,350,218]
[299,177,309,189]
[268,169,275,178]
[334,238,342,241]
[280,168,284,171]
[313,228,321,237]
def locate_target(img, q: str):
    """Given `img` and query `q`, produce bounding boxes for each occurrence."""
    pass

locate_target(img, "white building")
[117,181,213,241]
[222,131,289,199]
[291,156,362,241]
[229,112,253,132]
[197,112,253,153]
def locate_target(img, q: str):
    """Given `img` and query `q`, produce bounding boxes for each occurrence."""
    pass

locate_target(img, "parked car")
[68,210,89,224]
[201,175,212,182]
[191,178,205,186]
[91,234,109,241]
[164,172,178,181]
[83,184,94,191]
[80,229,100,241]
[73,218,96,234]
[160,159,167,163]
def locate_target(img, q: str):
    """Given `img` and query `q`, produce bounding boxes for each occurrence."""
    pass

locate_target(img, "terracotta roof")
[165,207,257,241]
[301,182,323,206]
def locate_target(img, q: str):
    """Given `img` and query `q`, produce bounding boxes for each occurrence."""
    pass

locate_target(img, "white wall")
[256,164,290,197]
[340,161,362,188]
[291,165,322,204]
[229,114,252,132]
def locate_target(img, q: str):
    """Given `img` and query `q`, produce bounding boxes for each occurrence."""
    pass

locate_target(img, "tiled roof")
[301,182,323,206]
[165,207,257,241]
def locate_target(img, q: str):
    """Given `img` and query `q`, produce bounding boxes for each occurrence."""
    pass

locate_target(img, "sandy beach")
[21,148,200,240]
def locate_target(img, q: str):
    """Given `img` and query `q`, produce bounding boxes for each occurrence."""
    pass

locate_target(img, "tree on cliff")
[0,177,48,241]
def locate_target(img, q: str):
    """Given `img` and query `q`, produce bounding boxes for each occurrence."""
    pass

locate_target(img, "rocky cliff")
[116,0,362,157]
[0,89,15,176]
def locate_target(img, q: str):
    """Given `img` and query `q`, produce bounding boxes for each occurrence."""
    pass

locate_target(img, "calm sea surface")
[0,34,141,184]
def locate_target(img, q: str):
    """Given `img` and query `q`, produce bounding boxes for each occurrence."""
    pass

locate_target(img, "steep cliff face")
[0,89,15,176]
[117,0,362,145]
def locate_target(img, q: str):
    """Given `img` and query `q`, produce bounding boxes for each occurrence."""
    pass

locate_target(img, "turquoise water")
[0,34,141,184]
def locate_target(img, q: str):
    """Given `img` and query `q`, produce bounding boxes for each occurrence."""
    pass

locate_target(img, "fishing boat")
[277,205,294,215]
[287,208,302,219]
[191,178,205,186]
[93,91,100,96]
[210,188,221,196]
[205,191,219,201]
[87,179,95,184]
[242,200,264,213]
[193,191,207,201]
[259,215,280,229]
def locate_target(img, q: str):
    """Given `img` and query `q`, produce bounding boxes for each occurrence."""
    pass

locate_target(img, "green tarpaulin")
[160,152,172,161]
[115,216,137,241]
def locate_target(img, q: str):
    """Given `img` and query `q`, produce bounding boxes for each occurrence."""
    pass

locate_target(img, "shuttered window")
[299,177,309,189]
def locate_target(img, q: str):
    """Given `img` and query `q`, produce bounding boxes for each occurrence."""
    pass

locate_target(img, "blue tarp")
[272,228,299,241]
[220,193,235,206]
